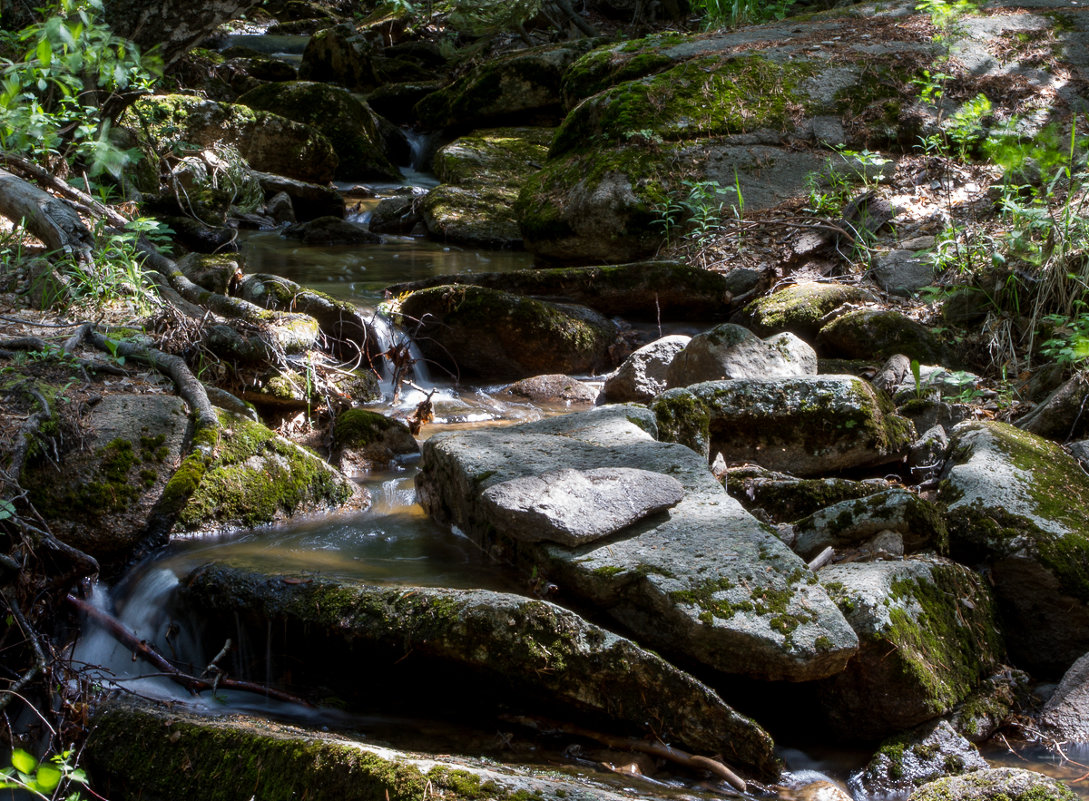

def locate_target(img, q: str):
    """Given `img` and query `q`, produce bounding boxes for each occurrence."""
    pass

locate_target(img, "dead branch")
[0,590,47,714]
[0,169,95,260]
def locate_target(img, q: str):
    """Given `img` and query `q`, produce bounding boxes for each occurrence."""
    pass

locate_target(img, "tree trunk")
[0,169,95,259]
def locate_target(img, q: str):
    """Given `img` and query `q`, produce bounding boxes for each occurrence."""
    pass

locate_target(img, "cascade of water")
[402,129,438,172]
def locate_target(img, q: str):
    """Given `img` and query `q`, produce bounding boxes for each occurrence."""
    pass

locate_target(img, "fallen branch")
[67,594,310,706]
[504,715,746,793]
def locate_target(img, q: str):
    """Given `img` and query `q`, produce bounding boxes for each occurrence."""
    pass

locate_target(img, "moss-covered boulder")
[415,406,859,684]
[386,260,740,321]
[652,376,915,476]
[908,768,1076,801]
[415,42,589,129]
[665,324,817,388]
[817,309,943,362]
[298,23,379,90]
[237,81,402,180]
[853,720,987,799]
[122,94,338,184]
[420,127,552,248]
[724,466,889,524]
[169,410,359,533]
[88,700,643,801]
[399,285,617,381]
[816,558,1006,740]
[560,30,689,108]
[732,282,871,342]
[179,566,778,775]
[332,408,419,475]
[22,394,189,572]
[939,421,1089,678]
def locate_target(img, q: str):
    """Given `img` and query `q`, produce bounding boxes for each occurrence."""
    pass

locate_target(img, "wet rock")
[421,127,552,248]
[253,171,345,221]
[665,324,816,388]
[387,261,739,321]
[851,720,987,799]
[332,408,419,475]
[792,489,947,560]
[479,467,684,547]
[399,285,617,381]
[415,405,859,683]
[282,216,382,245]
[724,466,890,524]
[872,248,936,297]
[265,191,295,224]
[499,374,598,406]
[237,81,402,181]
[179,567,779,774]
[369,188,427,234]
[732,282,871,341]
[123,94,338,184]
[88,700,641,801]
[817,558,1005,740]
[908,768,1076,801]
[1039,651,1089,743]
[602,335,690,403]
[950,668,1030,744]
[817,309,943,362]
[939,421,1089,677]
[653,375,915,476]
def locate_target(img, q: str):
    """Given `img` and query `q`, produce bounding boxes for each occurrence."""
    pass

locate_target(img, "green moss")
[592,565,625,577]
[650,390,712,458]
[880,741,907,780]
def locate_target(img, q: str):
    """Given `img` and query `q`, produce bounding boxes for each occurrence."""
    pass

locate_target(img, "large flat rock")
[415,406,858,683]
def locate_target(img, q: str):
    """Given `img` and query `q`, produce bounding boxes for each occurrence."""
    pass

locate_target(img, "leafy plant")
[1040,304,1089,368]
[690,0,797,29]
[1,748,89,801]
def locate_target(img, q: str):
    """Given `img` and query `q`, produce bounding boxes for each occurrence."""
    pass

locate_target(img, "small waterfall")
[368,310,431,395]
[403,129,438,172]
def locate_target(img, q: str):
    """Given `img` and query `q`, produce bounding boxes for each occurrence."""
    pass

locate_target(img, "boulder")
[499,374,598,406]
[253,171,346,220]
[282,216,382,245]
[1017,372,1089,442]
[479,467,684,546]
[387,260,740,321]
[792,489,947,560]
[1039,651,1089,743]
[179,567,779,775]
[724,466,890,524]
[421,127,552,248]
[332,408,419,475]
[298,23,379,90]
[816,558,1005,740]
[652,376,915,476]
[123,94,338,184]
[909,768,1076,801]
[665,324,817,388]
[872,248,936,297]
[398,285,617,381]
[732,282,871,341]
[817,309,943,362]
[939,421,1089,677]
[237,81,402,181]
[950,668,1030,744]
[851,720,987,799]
[369,188,427,234]
[415,406,859,683]
[602,335,690,403]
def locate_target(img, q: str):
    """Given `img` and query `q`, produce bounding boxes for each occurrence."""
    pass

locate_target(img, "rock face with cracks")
[415,405,858,682]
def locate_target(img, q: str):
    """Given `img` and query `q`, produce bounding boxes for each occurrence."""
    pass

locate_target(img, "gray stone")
[266,191,295,224]
[369,190,426,234]
[793,489,946,560]
[282,216,381,245]
[1039,651,1089,743]
[653,375,915,476]
[479,467,684,547]
[499,374,598,406]
[852,720,987,799]
[415,405,859,683]
[601,335,690,403]
[818,309,943,362]
[909,768,1076,801]
[950,668,1030,743]
[666,324,817,388]
[872,248,936,296]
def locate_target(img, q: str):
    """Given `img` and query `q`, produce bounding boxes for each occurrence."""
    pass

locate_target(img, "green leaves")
[0,748,83,798]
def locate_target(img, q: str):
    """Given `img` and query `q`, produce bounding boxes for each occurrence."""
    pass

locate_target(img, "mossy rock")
[908,768,1076,801]
[855,720,987,798]
[732,281,871,341]
[332,408,419,474]
[560,31,688,109]
[170,410,358,533]
[816,558,1006,740]
[432,127,552,187]
[652,375,915,476]
[939,421,1089,678]
[420,185,525,249]
[399,285,617,381]
[298,23,378,90]
[723,467,888,523]
[237,81,402,180]
[122,94,338,184]
[817,309,943,362]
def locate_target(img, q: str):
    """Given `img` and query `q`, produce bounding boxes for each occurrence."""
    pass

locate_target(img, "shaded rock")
[282,216,381,245]
[908,768,1076,801]
[366,80,446,123]
[237,81,402,181]
[872,248,936,297]
[732,282,870,341]
[852,720,987,799]
[792,489,947,560]
[908,424,949,482]
[123,94,338,184]
[253,171,345,220]
[415,405,859,683]
[265,191,295,224]
[298,23,379,90]
[939,421,1089,677]
[1017,372,1089,441]
[240,367,322,410]
[897,397,972,437]
[332,408,419,475]
[177,253,240,294]
[817,558,1006,740]
[724,466,890,524]
[653,376,915,476]
[399,285,617,381]
[602,335,690,403]
[179,567,778,775]
[369,189,426,234]
[480,467,684,547]
[88,700,641,801]
[499,374,597,406]
[817,309,943,362]
[665,324,816,388]
[1039,651,1089,743]
[950,668,1030,744]
[162,215,238,253]
[387,260,739,321]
